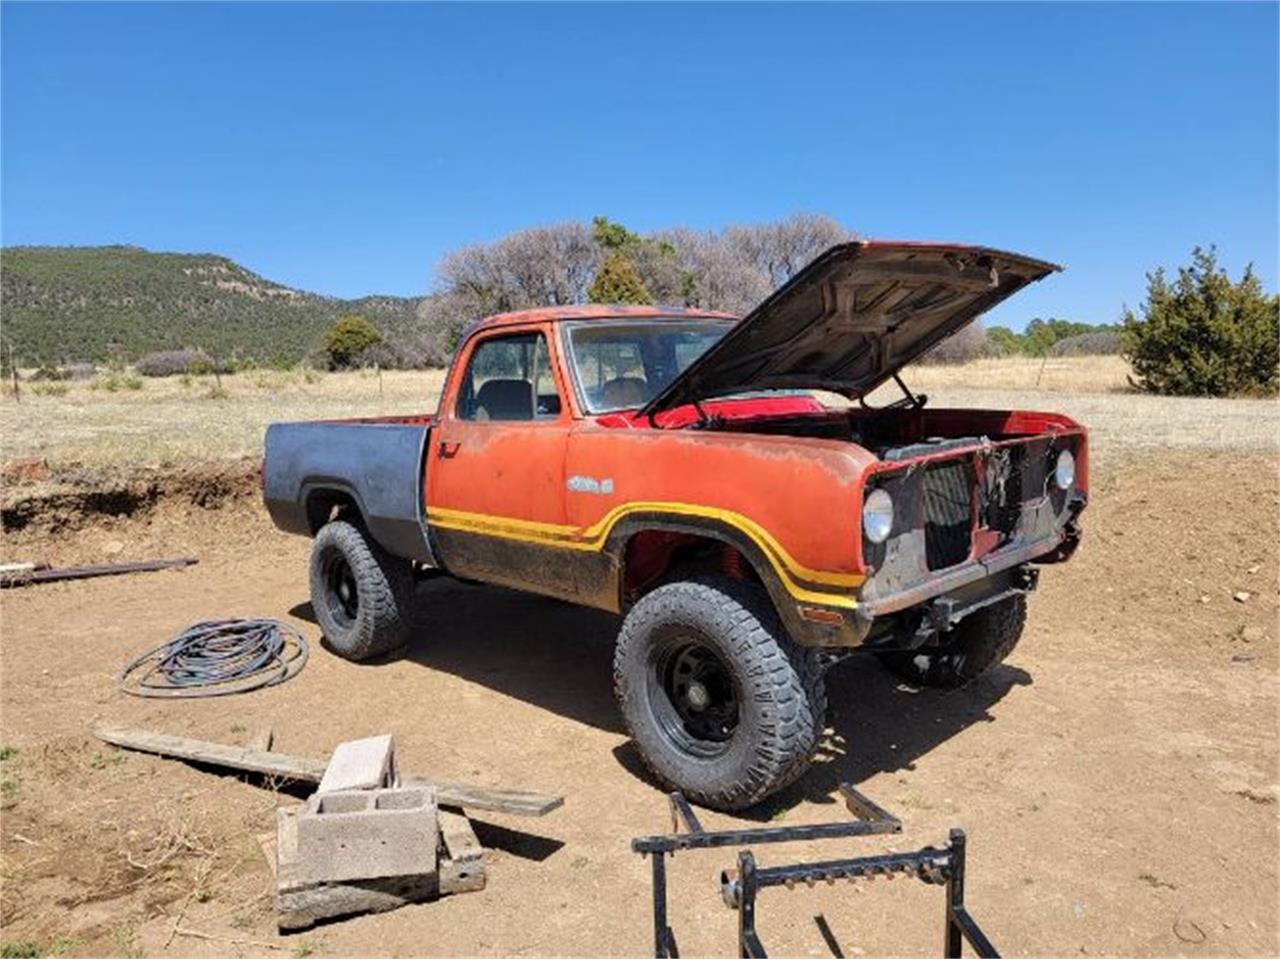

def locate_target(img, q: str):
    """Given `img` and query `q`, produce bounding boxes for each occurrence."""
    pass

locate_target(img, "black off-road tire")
[877,595,1027,688]
[613,576,827,811]
[309,519,416,661]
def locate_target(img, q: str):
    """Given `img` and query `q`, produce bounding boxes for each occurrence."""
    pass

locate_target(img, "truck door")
[426,327,573,594]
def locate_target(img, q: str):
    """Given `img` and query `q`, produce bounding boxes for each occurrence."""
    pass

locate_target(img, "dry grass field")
[901,353,1134,392]
[1,368,448,470]
[1,356,1276,472]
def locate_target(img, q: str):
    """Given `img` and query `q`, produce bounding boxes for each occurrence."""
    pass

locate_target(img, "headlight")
[863,488,894,543]
[1054,449,1075,489]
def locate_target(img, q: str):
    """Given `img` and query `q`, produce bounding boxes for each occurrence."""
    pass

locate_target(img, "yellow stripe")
[428,502,864,609]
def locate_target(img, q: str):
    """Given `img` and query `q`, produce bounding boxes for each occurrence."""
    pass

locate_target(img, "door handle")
[438,440,461,459]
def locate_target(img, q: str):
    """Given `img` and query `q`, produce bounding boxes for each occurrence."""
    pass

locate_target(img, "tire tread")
[309,520,415,662]
[613,576,825,811]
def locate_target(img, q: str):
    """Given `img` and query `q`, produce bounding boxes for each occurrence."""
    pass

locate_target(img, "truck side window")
[457,332,561,421]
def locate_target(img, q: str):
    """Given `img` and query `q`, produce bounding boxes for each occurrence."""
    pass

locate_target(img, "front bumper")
[857,528,1061,621]
[785,489,1085,649]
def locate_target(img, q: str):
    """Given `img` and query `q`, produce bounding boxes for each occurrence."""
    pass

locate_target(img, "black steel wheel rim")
[649,633,740,758]
[321,549,359,627]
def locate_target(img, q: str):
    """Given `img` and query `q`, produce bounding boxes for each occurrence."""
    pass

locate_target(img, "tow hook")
[920,598,958,637]
[913,564,1039,646]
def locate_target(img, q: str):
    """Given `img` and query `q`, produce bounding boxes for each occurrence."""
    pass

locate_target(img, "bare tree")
[652,214,853,314]
[498,223,599,306]
[423,222,600,352]
[417,213,857,361]
[726,213,855,288]
[919,321,988,364]
[656,228,772,314]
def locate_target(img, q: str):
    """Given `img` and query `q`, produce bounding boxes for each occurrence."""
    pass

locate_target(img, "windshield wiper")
[647,396,717,430]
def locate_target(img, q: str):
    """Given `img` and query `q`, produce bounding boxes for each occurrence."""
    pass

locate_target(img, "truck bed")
[263,416,435,563]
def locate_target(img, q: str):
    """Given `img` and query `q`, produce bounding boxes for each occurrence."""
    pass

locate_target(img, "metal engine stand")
[631,784,999,959]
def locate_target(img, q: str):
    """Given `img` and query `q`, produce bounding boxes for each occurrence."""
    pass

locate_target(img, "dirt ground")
[1,444,1277,958]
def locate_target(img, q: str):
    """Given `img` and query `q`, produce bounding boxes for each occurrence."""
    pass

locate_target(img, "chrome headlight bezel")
[1054,449,1076,489]
[862,488,895,544]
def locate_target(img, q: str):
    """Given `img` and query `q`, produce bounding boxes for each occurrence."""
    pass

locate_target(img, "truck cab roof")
[464,304,738,338]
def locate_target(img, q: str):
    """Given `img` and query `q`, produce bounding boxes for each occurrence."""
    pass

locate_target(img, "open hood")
[641,241,1061,417]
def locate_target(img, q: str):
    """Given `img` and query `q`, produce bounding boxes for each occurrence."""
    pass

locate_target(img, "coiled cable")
[119,618,308,698]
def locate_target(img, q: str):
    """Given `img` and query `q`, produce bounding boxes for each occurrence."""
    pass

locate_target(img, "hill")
[0,245,424,365]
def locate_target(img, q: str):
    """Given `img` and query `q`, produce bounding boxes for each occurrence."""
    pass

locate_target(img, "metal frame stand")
[631,786,1000,959]
[722,828,998,958]
[631,785,902,958]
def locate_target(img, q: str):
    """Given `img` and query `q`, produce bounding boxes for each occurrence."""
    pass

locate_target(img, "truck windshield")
[563,319,735,413]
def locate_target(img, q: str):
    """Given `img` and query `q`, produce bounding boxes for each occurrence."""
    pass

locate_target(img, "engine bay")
[708,407,1023,461]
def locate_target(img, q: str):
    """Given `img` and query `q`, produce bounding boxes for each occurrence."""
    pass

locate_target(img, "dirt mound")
[1,458,262,535]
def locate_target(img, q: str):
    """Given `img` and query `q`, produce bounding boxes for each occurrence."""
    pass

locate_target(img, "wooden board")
[96,725,325,780]
[438,807,486,895]
[94,725,563,817]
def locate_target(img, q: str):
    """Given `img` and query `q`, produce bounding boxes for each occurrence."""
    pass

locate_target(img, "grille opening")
[983,446,1027,540]
[923,461,972,570]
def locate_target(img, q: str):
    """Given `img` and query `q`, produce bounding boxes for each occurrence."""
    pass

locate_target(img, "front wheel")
[613,576,826,811]
[876,594,1027,688]
[309,519,416,661]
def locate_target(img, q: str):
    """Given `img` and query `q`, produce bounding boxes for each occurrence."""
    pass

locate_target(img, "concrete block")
[317,734,397,794]
[295,786,438,885]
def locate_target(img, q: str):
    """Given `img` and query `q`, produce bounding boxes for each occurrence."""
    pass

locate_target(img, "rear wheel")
[309,520,415,661]
[613,576,826,811]
[877,595,1027,688]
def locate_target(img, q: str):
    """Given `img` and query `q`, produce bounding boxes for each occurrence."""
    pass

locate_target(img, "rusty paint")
[398,279,1088,648]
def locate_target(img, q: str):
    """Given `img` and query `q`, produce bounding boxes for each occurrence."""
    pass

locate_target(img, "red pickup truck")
[264,242,1088,810]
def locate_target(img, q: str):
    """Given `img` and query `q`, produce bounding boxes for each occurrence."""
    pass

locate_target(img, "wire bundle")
[119,618,309,698]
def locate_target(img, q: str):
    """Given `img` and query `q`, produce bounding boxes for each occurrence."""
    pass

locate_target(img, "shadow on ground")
[292,577,1031,816]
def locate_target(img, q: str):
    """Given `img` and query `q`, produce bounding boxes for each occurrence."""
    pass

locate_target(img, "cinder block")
[317,734,398,794]
[295,786,438,885]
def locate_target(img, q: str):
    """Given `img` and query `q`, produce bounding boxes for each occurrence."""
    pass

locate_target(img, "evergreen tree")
[588,253,652,304]
[323,314,382,369]
[1121,246,1278,396]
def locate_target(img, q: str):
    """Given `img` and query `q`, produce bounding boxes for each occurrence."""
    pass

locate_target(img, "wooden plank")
[437,808,486,895]
[93,725,563,818]
[95,726,327,781]
[275,806,301,886]
[403,776,563,817]
[278,874,439,932]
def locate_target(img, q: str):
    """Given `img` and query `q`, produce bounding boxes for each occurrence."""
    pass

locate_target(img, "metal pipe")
[2,557,197,587]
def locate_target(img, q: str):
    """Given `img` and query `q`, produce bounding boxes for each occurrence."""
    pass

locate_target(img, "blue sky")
[2,2,1276,330]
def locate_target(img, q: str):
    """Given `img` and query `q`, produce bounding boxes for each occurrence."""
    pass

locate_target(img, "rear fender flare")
[300,479,368,534]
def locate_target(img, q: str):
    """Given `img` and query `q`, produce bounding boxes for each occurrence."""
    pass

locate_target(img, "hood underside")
[641,241,1061,417]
